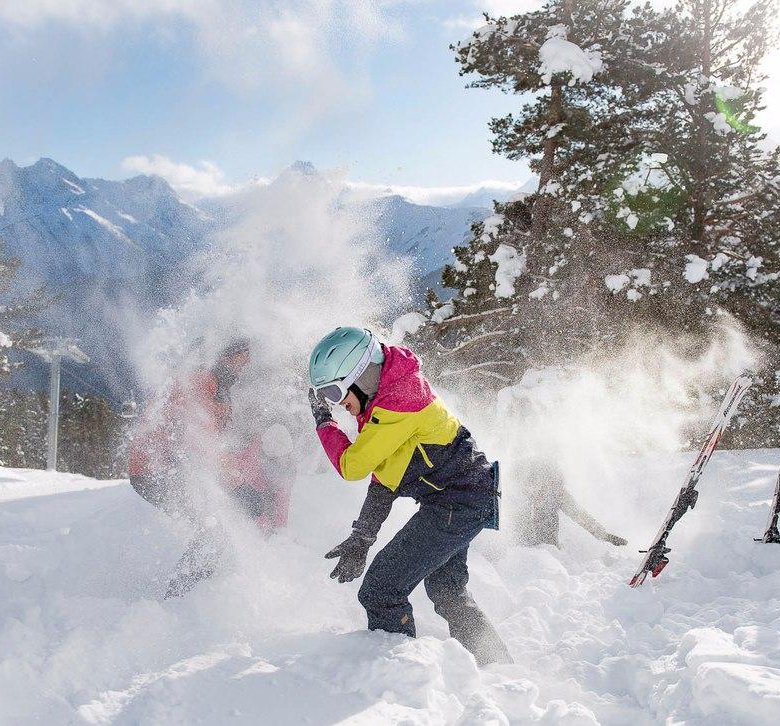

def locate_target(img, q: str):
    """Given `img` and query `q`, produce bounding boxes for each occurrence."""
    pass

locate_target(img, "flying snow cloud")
[131,160,410,404]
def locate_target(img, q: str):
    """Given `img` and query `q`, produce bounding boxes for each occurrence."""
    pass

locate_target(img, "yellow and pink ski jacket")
[317,345,493,504]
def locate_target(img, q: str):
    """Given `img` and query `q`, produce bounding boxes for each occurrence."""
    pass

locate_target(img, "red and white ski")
[629,375,753,587]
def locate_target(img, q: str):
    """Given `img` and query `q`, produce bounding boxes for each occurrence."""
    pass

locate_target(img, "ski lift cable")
[61,363,138,419]
[59,362,116,399]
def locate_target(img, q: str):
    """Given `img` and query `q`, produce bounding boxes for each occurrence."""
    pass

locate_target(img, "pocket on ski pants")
[484,461,501,531]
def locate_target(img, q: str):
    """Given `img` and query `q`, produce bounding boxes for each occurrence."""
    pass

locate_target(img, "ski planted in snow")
[755,471,780,544]
[629,375,753,588]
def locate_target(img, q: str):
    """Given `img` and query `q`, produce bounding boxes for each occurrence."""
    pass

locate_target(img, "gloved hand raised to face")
[308,387,334,428]
[324,530,375,583]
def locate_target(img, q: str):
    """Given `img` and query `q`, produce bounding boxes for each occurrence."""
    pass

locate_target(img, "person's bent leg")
[424,548,513,666]
[130,474,168,510]
[163,523,227,599]
[358,507,462,637]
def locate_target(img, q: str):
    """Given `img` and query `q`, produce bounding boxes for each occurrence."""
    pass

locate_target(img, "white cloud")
[120,154,238,198]
[482,0,543,15]
[345,179,528,206]
[443,1,543,34]
[443,15,484,32]
[0,1,407,120]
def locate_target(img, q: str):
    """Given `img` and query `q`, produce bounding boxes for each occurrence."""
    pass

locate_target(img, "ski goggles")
[314,337,380,404]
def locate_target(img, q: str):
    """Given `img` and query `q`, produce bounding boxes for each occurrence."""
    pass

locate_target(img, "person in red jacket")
[128,338,289,597]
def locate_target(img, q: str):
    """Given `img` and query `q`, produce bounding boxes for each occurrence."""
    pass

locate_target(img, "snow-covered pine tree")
[423,0,639,385]
[421,0,778,444]
[601,0,780,444]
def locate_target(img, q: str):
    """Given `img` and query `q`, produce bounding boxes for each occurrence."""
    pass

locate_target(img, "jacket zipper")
[417,444,434,468]
[420,476,444,491]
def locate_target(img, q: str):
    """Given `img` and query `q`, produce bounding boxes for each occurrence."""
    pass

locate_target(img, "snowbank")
[1,449,779,724]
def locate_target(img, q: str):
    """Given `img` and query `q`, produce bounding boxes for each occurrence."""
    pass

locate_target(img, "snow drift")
[1,450,779,724]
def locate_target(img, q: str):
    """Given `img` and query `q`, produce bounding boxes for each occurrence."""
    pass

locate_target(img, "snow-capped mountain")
[0,157,210,293]
[0,157,493,398]
[448,186,514,209]
[368,194,485,294]
[0,158,213,398]
[449,178,537,209]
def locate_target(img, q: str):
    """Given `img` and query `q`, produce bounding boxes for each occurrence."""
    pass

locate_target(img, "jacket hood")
[357,345,433,427]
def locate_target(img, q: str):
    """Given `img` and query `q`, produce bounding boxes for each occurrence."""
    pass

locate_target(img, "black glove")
[604,533,628,546]
[324,531,375,583]
[308,387,333,428]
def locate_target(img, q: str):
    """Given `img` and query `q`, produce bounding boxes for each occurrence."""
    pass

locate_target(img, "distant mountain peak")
[31,157,74,177]
[122,173,176,195]
[287,160,318,176]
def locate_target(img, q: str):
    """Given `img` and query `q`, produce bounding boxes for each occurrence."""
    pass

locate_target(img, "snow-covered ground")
[1,449,779,725]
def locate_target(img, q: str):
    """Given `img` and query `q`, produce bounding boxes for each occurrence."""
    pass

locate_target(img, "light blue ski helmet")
[309,327,385,389]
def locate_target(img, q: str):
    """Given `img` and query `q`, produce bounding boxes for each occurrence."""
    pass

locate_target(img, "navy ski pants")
[357,498,512,666]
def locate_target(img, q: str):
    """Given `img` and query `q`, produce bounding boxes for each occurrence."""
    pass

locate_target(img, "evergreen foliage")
[0,388,127,478]
[0,235,46,374]
[419,0,779,445]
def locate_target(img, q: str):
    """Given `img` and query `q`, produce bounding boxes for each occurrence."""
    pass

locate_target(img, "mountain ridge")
[0,157,495,398]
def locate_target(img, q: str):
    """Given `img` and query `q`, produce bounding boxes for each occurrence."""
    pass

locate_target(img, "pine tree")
[420,0,779,444]
[59,392,124,478]
[427,0,640,384]
[0,389,47,468]
[605,0,780,444]
[0,235,46,373]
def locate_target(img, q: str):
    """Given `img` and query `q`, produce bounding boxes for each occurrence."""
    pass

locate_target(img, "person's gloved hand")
[604,533,628,546]
[324,531,375,583]
[308,387,333,428]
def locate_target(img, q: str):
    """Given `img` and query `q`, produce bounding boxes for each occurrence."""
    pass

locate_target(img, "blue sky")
[0,0,537,198]
[0,0,777,200]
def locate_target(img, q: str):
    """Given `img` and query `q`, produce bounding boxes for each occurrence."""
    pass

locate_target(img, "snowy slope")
[1,450,779,725]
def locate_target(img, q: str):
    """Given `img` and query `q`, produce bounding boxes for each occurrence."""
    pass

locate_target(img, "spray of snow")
[118,167,412,640]
[440,322,759,570]
[134,171,409,392]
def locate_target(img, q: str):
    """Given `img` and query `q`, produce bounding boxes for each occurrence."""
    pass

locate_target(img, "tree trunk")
[690,0,713,246]
[532,0,575,236]
[533,80,563,235]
